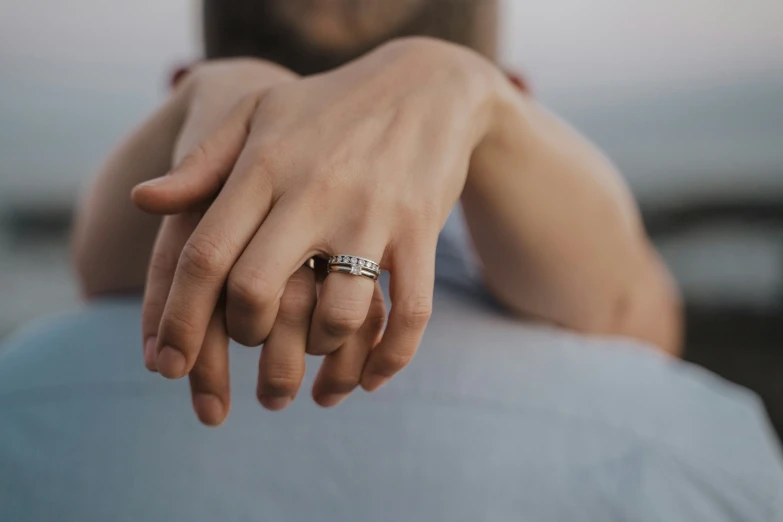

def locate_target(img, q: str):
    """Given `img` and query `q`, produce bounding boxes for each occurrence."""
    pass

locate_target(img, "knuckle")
[321,302,366,337]
[263,366,302,397]
[180,233,229,280]
[397,294,433,329]
[321,374,359,395]
[177,141,210,171]
[163,309,200,341]
[190,354,224,380]
[322,316,364,338]
[227,268,277,313]
[373,349,413,377]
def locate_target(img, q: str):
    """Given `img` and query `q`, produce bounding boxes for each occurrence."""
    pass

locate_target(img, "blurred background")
[0,0,781,433]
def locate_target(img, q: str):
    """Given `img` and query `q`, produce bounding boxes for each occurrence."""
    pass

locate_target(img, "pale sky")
[1,0,782,98]
[1,0,781,205]
[500,0,783,99]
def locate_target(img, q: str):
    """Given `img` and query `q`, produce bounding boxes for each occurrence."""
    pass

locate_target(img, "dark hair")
[202,0,495,75]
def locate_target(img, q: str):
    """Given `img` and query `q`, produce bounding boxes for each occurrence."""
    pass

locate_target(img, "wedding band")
[328,255,381,281]
[327,265,379,281]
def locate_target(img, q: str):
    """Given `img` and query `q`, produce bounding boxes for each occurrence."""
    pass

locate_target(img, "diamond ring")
[327,255,381,281]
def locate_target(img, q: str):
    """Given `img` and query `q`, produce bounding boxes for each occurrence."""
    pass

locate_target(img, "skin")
[73,6,682,426]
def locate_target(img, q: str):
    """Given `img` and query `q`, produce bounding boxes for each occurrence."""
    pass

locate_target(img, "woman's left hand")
[133,37,501,405]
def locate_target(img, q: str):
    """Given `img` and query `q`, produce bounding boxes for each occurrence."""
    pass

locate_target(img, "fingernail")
[361,374,387,393]
[157,346,187,379]
[258,396,293,411]
[193,394,225,427]
[143,337,158,372]
[315,393,348,408]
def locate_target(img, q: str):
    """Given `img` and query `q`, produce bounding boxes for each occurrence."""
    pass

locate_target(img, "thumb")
[131,147,226,215]
[132,93,260,215]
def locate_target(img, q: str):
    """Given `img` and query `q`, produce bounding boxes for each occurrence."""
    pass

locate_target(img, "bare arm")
[118,41,679,418]
[74,44,680,353]
[464,76,682,354]
[71,59,297,299]
[71,89,188,298]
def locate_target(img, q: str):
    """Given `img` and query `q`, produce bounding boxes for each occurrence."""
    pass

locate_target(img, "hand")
[137,59,309,424]
[134,38,501,410]
[138,58,389,422]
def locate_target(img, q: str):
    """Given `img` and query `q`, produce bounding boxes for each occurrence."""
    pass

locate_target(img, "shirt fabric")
[1,214,782,521]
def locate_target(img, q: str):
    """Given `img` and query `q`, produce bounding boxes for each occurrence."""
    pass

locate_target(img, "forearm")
[72,59,299,299]
[71,88,188,298]
[463,77,682,354]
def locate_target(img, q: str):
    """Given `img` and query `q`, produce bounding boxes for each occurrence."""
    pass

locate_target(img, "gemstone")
[359,260,366,266]
[350,265,362,276]
[351,257,358,263]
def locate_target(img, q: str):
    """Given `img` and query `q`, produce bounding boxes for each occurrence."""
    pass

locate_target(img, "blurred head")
[203,0,498,74]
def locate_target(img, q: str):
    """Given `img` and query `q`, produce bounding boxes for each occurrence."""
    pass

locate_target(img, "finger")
[307,250,384,357]
[155,147,275,379]
[189,302,230,426]
[141,212,200,372]
[131,93,261,215]
[360,240,436,392]
[256,266,317,411]
[226,203,317,347]
[312,281,386,408]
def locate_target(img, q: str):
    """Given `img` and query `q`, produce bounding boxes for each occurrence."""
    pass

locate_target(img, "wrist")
[467,54,512,151]
[181,58,299,101]
[460,71,537,206]
[378,37,506,149]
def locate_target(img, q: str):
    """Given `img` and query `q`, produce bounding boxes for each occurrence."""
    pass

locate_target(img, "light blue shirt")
[1,211,782,521]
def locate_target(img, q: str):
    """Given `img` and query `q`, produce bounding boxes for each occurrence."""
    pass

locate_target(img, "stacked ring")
[327,255,381,281]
